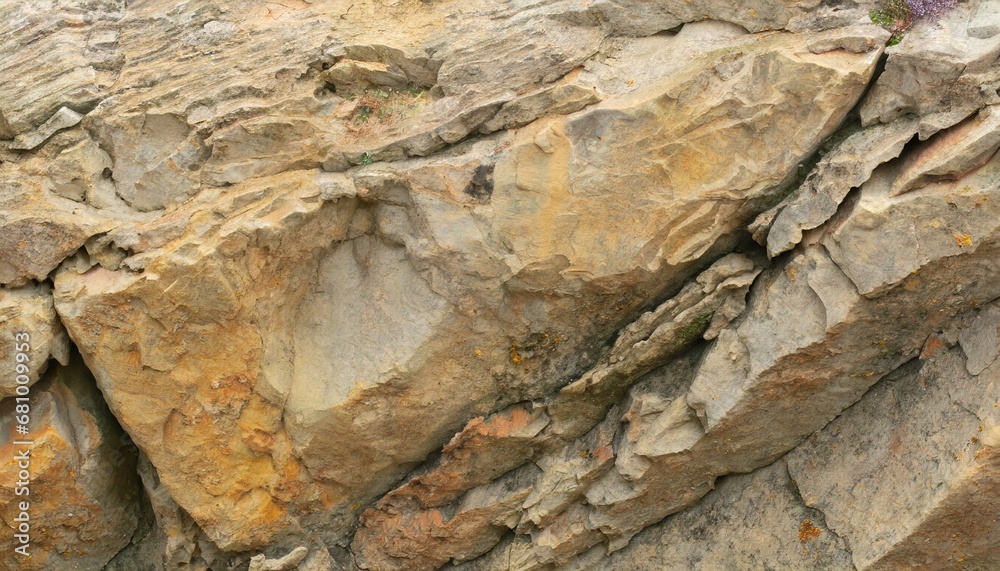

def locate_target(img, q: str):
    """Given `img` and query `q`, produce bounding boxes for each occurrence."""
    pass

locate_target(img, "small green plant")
[349,85,426,126]
[355,105,373,123]
[359,152,373,166]
[870,0,961,45]
[870,0,913,45]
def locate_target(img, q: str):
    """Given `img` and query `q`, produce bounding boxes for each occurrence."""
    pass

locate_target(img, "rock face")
[3,0,1000,569]
[0,353,141,571]
[606,460,854,570]
[788,337,1000,570]
[0,284,69,398]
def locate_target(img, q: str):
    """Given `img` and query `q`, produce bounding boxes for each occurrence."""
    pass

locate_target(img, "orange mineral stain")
[799,519,821,542]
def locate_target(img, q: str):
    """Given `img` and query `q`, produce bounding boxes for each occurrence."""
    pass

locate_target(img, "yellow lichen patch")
[798,519,822,542]
[509,331,561,364]
[510,344,525,364]
[954,233,973,247]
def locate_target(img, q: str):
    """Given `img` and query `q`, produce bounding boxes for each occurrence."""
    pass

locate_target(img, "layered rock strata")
[2,0,1000,569]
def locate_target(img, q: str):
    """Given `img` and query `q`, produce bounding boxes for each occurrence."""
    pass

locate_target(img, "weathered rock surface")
[788,314,1000,570]
[0,0,124,139]
[889,104,1000,196]
[0,353,141,570]
[352,254,760,570]
[0,123,151,286]
[0,283,69,397]
[606,460,853,570]
[753,117,919,257]
[860,2,1000,137]
[39,3,885,558]
[3,0,1000,569]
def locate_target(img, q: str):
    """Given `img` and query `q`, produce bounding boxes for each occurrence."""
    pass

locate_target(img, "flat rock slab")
[788,336,1000,570]
[607,461,853,570]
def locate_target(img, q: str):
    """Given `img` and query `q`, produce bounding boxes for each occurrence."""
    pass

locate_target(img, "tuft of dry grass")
[344,86,429,137]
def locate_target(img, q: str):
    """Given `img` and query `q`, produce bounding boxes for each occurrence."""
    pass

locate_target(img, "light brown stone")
[47,13,884,556]
[606,461,853,570]
[5,1,1000,569]
[788,335,1000,569]
[0,354,141,571]
[0,284,69,398]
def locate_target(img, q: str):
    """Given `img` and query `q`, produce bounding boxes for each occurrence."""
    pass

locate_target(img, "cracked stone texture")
[605,460,853,570]
[3,0,1000,569]
[353,255,761,570]
[787,317,1000,570]
[752,117,919,258]
[15,0,883,556]
[0,353,142,571]
[889,104,1000,197]
[0,283,70,398]
[0,0,124,139]
[860,1,1000,137]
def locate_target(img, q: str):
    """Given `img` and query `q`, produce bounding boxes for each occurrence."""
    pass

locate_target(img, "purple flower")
[906,0,960,19]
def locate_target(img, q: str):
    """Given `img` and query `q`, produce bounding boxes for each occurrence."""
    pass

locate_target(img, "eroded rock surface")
[606,460,853,570]
[37,3,884,556]
[0,354,141,571]
[0,283,69,397]
[788,314,1000,570]
[2,0,999,569]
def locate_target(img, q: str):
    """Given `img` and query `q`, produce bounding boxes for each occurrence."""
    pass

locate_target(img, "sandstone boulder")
[0,354,141,570]
[50,12,885,554]
[0,284,69,398]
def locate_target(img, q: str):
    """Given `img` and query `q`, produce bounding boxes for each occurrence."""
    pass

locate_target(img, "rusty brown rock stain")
[798,519,822,542]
